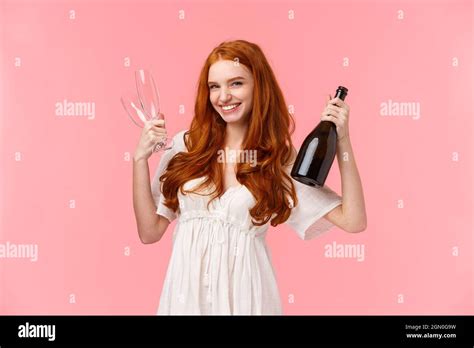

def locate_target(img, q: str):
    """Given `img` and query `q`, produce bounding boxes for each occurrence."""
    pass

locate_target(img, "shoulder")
[284,145,298,173]
[289,145,297,165]
[171,129,189,152]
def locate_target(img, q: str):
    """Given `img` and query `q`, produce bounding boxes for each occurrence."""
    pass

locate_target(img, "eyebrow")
[207,76,246,85]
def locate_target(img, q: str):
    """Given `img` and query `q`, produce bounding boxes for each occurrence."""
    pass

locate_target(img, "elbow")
[346,221,367,233]
[140,236,160,244]
[139,231,161,244]
[140,236,152,244]
[138,216,164,244]
[139,233,151,244]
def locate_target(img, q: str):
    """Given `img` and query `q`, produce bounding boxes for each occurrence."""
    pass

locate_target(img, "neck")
[224,122,248,149]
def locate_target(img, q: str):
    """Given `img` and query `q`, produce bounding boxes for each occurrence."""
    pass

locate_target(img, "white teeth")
[222,103,240,111]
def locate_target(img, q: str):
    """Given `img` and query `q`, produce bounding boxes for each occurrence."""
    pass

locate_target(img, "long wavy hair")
[160,39,298,227]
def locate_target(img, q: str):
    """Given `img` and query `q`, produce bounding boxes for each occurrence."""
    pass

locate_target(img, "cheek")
[209,93,219,106]
[244,87,253,103]
[244,94,253,106]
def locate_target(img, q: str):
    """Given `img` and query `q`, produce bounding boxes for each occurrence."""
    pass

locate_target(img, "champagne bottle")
[291,86,348,187]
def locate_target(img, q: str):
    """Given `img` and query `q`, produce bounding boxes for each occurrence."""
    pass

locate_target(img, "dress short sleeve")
[151,130,187,223]
[285,176,343,241]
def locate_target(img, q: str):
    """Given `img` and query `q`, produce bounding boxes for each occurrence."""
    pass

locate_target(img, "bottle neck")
[317,120,336,131]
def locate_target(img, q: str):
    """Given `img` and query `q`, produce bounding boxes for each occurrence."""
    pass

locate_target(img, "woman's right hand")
[133,114,167,162]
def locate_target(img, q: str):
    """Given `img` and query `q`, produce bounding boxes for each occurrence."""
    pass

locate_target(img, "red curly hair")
[160,39,298,227]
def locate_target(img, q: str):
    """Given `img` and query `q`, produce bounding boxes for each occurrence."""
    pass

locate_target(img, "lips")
[220,103,242,113]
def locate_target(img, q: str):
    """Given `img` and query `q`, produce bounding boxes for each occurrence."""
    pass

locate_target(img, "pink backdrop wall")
[0,0,472,315]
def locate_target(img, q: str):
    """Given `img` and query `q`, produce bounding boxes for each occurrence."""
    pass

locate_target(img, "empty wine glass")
[121,69,172,152]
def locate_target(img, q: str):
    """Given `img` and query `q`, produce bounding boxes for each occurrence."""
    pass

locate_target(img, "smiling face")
[207,59,254,126]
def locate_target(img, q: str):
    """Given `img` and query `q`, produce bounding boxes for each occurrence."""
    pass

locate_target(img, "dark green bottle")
[291,86,348,187]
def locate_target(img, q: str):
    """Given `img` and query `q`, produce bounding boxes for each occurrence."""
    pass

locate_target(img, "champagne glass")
[121,69,172,152]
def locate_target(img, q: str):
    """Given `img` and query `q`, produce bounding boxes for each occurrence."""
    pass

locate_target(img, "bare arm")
[133,157,170,244]
[319,95,367,233]
[324,136,367,233]
[132,117,171,244]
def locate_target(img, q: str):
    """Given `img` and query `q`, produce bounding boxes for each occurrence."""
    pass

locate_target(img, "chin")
[220,113,245,124]
[216,108,251,125]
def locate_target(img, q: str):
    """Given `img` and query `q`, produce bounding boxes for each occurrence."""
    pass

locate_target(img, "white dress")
[151,130,343,315]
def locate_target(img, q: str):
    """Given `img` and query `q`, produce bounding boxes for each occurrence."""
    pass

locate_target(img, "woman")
[132,40,367,315]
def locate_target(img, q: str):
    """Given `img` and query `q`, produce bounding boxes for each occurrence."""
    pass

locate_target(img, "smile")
[221,103,241,113]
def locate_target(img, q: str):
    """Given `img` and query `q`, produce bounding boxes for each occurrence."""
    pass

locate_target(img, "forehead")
[208,60,251,81]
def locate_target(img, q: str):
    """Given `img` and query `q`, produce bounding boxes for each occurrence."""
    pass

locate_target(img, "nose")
[218,88,232,104]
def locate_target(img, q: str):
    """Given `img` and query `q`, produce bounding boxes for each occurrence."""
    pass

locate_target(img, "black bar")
[0,315,472,346]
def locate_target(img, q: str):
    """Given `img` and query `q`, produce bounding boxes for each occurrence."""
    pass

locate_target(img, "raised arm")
[133,157,170,243]
[324,136,367,233]
[320,95,367,233]
[132,118,171,244]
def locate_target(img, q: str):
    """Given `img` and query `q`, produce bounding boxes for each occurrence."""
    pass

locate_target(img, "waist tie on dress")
[203,222,225,303]
[179,210,254,304]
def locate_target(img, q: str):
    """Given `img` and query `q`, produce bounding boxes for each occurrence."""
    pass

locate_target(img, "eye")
[209,81,243,90]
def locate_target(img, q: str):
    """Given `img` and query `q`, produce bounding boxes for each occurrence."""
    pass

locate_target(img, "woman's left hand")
[321,94,350,141]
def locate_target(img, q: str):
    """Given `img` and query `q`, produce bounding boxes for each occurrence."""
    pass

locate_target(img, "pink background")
[0,0,472,315]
